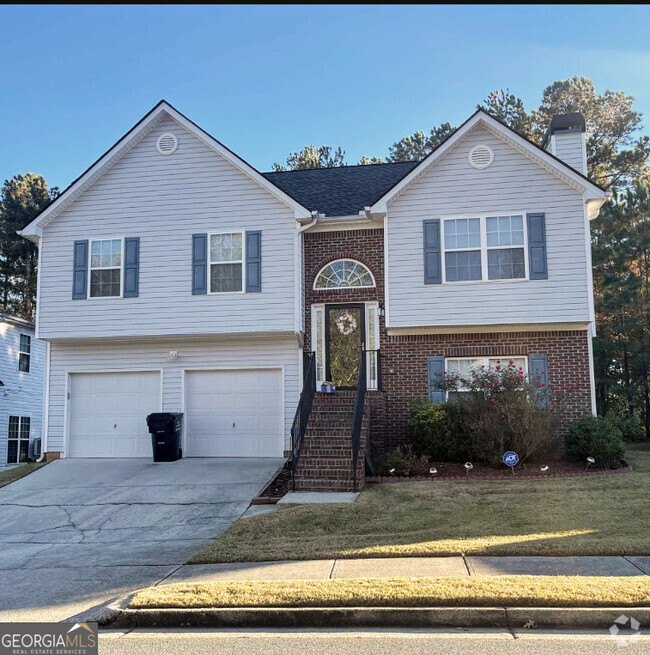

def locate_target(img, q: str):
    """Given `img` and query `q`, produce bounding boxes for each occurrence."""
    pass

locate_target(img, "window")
[18,334,31,372]
[314,260,375,289]
[486,215,525,280]
[443,219,482,282]
[442,213,528,283]
[90,239,122,297]
[210,232,244,293]
[446,357,528,392]
[7,416,30,464]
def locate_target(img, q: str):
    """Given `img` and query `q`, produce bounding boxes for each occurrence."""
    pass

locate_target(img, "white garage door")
[185,369,283,457]
[68,371,161,457]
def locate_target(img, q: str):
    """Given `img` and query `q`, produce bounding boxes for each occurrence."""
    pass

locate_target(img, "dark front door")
[325,304,365,389]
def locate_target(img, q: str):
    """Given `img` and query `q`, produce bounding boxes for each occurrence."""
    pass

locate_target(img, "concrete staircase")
[294,391,367,492]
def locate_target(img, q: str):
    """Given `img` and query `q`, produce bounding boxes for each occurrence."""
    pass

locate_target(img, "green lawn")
[0,462,46,489]
[190,445,650,563]
[131,576,650,609]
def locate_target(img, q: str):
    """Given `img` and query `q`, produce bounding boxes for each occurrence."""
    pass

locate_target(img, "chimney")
[541,113,587,175]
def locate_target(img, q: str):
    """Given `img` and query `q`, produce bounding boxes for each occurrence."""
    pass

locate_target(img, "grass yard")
[130,576,650,609]
[0,462,46,489]
[190,445,650,563]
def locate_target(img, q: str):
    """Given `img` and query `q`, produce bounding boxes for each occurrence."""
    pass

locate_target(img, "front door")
[325,304,366,389]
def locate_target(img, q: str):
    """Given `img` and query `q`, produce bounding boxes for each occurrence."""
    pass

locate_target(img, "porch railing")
[290,351,316,491]
[351,349,368,492]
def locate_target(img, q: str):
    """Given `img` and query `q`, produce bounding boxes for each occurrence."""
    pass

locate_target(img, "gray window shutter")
[192,233,208,295]
[529,354,549,406]
[246,230,262,293]
[527,213,548,280]
[123,237,140,298]
[423,219,442,284]
[427,356,446,404]
[72,240,88,299]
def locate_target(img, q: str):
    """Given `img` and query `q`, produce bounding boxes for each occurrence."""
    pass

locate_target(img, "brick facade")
[302,228,593,464]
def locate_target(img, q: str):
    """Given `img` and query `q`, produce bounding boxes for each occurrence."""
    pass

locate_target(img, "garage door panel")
[69,372,161,458]
[185,369,283,458]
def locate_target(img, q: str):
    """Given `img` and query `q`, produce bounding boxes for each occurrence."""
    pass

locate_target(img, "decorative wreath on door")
[335,310,357,336]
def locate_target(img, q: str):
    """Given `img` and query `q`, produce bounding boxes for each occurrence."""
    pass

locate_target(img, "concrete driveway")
[0,458,283,622]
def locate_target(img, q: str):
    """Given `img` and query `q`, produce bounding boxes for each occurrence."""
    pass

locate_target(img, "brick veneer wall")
[302,228,594,462]
[303,228,385,353]
[380,330,593,455]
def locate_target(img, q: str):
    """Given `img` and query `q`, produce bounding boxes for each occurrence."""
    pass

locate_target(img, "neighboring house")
[19,101,607,491]
[0,314,45,464]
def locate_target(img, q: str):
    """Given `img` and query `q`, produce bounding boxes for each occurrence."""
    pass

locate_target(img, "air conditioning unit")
[32,438,42,459]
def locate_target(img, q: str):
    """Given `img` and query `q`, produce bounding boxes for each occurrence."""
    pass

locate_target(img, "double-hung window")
[7,416,30,464]
[209,232,244,293]
[90,238,122,297]
[486,215,526,280]
[445,356,528,394]
[442,213,527,283]
[18,334,31,372]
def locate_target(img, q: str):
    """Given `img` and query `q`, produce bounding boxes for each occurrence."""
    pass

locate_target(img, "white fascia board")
[19,102,312,239]
[369,111,607,214]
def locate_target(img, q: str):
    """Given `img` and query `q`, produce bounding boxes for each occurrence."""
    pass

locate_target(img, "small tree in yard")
[430,360,581,465]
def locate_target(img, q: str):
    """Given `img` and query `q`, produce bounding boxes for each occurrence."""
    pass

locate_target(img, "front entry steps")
[294,391,367,492]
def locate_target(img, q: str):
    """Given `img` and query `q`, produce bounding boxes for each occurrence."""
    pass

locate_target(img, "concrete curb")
[105,605,650,630]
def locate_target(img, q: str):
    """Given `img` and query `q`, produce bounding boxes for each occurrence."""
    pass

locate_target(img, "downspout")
[294,212,319,343]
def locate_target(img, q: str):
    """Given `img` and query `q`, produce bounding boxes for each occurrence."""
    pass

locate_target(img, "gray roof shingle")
[262,161,418,217]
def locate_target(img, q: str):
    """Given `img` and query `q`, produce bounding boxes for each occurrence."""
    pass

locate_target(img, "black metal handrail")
[290,351,316,491]
[351,349,368,492]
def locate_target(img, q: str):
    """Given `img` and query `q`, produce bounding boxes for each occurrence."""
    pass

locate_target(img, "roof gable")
[369,109,607,215]
[20,101,312,241]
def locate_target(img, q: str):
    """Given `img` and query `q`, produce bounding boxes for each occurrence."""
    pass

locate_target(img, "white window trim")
[441,212,529,284]
[7,415,30,464]
[313,258,376,290]
[444,356,528,393]
[18,334,31,373]
[208,230,246,295]
[88,237,124,299]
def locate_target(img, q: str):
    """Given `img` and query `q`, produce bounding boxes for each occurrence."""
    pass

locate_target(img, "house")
[18,101,607,491]
[0,314,45,465]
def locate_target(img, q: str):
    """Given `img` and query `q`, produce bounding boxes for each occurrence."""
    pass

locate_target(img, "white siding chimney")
[541,113,587,175]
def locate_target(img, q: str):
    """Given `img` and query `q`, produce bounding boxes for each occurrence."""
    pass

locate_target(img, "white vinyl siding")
[387,126,591,328]
[38,116,297,339]
[0,321,45,464]
[46,335,300,456]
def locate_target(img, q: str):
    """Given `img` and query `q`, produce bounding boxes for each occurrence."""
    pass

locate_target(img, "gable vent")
[156,133,178,156]
[468,144,494,170]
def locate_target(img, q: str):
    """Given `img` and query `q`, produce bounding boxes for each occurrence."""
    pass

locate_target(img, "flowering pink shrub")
[420,360,583,464]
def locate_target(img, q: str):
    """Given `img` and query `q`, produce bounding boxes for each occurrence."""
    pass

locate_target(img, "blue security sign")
[503,451,519,467]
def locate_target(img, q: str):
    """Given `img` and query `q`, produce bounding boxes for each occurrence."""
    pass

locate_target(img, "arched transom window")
[314,259,375,290]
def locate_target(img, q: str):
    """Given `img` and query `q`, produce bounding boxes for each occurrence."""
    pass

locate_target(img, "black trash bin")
[146,413,183,462]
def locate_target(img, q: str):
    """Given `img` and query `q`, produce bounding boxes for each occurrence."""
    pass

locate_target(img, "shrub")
[565,417,626,469]
[417,358,575,465]
[610,415,646,442]
[407,399,467,461]
[378,446,414,477]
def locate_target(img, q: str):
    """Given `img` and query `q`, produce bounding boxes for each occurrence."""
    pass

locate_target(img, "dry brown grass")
[130,576,650,609]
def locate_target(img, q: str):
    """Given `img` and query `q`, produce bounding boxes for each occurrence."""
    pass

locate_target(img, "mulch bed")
[251,467,292,504]
[367,459,632,483]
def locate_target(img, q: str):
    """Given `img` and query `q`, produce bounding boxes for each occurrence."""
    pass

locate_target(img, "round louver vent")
[468,144,494,170]
[156,133,178,156]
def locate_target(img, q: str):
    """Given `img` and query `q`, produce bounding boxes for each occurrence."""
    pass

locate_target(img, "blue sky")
[2,5,650,190]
